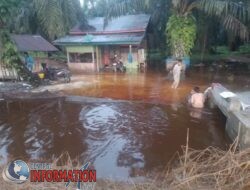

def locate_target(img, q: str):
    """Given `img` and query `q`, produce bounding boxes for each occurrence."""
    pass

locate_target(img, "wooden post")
[92,46,95,72]
[67,50,70,64]
[96,46,99,72]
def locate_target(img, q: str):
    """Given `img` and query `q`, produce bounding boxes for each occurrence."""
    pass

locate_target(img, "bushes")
[0,31,40,85]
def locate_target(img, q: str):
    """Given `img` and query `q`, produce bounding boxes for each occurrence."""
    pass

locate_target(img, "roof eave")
[69,29,146,35]
[54,41,141,46]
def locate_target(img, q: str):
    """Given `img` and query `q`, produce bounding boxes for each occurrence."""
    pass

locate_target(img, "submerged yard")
[1,0,250,189]
[1,68,250,189]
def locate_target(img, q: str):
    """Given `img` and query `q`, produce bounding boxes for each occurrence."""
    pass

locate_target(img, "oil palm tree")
[32,0,83,40]
[0,0,20,29]
[8,0,84,41]
[167,0,250,57]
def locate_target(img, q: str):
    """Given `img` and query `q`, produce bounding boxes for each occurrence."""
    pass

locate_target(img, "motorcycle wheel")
[64,75,71,83]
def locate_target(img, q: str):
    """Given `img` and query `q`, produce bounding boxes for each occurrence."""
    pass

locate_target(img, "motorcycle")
[112,59,126,73]
[38,63,71,84]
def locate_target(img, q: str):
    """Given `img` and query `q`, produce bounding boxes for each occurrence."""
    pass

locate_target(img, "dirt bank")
[0,77,93,100]
[0,82,63,100]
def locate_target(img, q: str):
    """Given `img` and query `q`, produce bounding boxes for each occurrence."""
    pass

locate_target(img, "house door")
[102,46,110,66]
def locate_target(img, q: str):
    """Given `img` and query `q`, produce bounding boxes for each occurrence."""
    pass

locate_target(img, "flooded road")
[64,71,206,103]
[0,69,236,180]
[64,69,250,103]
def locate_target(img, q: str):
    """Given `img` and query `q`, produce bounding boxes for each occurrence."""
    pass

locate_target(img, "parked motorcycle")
[117,60,126,72]
[112,60,126,72]
[38,63,71,84]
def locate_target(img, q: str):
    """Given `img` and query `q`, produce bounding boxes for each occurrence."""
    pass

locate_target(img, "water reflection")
[0,99,229,180]
[0,100,88,162]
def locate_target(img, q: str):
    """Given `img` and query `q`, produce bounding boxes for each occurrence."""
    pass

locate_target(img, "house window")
[69,53,93,63]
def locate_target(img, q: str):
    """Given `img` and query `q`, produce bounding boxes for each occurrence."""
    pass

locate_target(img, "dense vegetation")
[1,0,250,79]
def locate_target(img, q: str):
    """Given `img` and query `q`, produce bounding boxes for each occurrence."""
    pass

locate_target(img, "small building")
[11,34,59,71]
[54,14,151,72]
[0,34,58,80]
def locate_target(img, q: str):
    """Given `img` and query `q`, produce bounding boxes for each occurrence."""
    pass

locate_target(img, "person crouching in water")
[171,60,182,89]
[189,86,205,108]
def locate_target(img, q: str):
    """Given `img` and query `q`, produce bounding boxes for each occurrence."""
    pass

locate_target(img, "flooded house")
[54,14,151,72]
[0,35,58,80]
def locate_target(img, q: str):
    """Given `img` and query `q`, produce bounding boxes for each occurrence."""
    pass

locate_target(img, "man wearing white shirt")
[171,60,182,89]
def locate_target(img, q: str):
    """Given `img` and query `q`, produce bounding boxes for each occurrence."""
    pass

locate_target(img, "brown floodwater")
[65,71,207,104]
[0,69,238,181]
[65,69,250,103]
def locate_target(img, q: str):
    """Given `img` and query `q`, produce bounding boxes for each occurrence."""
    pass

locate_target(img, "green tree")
[0,0,21,63]
[166,0,250,58]
[0,0,20,29]
[166,13,197,58]
[8,0,84,40]
[32,0,83,40]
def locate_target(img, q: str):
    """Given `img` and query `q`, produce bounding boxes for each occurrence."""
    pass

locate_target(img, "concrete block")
[228,97,242,112]
[226,112,240,142]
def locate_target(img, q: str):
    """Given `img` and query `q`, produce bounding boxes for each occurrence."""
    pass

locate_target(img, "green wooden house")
[54,14,150,72]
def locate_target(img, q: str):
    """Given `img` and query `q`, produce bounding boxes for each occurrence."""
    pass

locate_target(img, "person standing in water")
[171,59,182,89]
[24,52,35,72]
[190,86,205,108]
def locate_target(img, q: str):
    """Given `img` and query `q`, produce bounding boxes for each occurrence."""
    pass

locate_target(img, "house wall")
[66,46,96,72]
[65,45,147,72]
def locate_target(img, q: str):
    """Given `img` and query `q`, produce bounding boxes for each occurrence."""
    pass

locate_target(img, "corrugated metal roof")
[11,34,58,52]
[54,33,145,45]
[71,14,150,34]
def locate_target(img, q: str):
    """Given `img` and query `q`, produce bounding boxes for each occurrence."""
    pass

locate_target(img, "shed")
[11,34,58,72]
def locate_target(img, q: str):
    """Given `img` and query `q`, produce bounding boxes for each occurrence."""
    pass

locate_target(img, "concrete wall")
[226,111,250,148]
[211,84,250,149]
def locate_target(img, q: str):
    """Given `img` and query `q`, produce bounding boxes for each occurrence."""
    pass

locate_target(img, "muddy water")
[0,70,233,180]
[65,69,250,103]
[65,71,203,103]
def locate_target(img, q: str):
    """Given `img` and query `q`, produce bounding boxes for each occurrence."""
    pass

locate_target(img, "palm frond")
[60,0,78,31]
[0,0,20,28]
[106,0,148,19]
[9,0,35,33]
[195,0,250,40]
[198,0,249,22]
[33,0,82,40]
[223,14,249,40]
[103,0,148,28]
